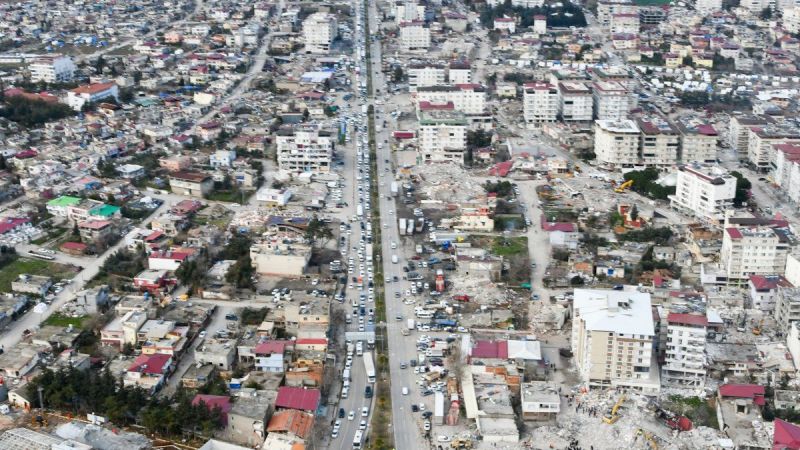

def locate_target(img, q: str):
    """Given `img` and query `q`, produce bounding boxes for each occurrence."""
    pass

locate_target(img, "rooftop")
[573,289,655,336]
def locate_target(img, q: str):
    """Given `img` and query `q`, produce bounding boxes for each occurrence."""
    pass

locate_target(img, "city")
[0,0,798,449]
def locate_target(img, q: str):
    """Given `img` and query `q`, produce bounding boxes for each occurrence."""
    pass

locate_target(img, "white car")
[423,421,431,431]
[362,406,369,417]
[359,420,367,430]
[437,436,451,442]
[348,411,355,420]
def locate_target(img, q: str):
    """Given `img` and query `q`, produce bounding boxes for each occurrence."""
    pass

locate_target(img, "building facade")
[670,164,737,222]
[594,119,641,167]
[662,313,707,389]
[275,128,334,174]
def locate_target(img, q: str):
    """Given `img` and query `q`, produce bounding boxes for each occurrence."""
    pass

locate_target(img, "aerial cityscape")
[0,0,797,449]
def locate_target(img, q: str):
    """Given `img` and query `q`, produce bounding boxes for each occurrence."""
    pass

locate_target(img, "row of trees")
[0,95,75,127]
[479,0,586,29]
[622,167,676,200]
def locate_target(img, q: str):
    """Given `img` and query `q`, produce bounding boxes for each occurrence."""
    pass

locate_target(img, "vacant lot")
[0,257,76,292]
[43,312,86,328]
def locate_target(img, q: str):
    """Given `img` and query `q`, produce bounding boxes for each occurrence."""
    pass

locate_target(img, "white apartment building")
[749,275,793,312]
[275,127,334,174]
[747,126,800,172]
[523,82,559,125]
[662,313,707,389]
[66,82,119,111]
[493,17,516,34]
[676,120,718,163]
[740,0,774,14]
[416,84,487,114]
[696,0,723,13]
[571,289,659,394]
[394,1,426,24]
[785,7,800,33]
[399,21,431,52]
[775,287,800,334]
[594,119,641,167]
[417,110,468,163]
[670,164,737,222]
[407,64,446,91]
[610,13,640,34]
[773,143,800,205]
[728,115,774,156]
[720,226,790,283]
[638,117,680,167]
[302,12,338,54]
[448,62,472,85]
[597,0,638,26]
[558,82,593,122]
[592,81,630,121]
[28,55,76,83]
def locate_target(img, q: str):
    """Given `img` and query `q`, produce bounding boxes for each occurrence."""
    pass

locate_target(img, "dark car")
[421,390,433,397]
[422,411,433,418]
[365,386,373,398]
[411,404,419,412]
[339,408,345,418]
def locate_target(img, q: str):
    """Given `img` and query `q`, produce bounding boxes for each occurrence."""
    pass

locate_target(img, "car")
[400,362,407,369]
[422,411,433,419]
[198,331,206,338]
[331,430,339,438]
[423,420,431,431]
[348,411,355,420]
[437,436,451,442]
[339,408,345,418]
[411,404,419,412]
[362,406,369,417]
[334,419,341,431]
[419,403,426,411]
[359,420,367,430]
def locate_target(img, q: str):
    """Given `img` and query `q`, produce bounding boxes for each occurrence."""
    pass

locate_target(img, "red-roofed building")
[254,340,288,373]
[488,160,513,177]
[295,338,328,351]
[749,275,793,312]
[4,88,59,103]
[719,384,766,405]
[148,250,192,271]
[470,340,509,360]
[60,241,88,256]
[66,82,119,111]
[0,217,30,235]
[275,387,321,412]
[267,409,314,441]
[774,418,800,450]
[78,220,114,242]
[124,353,172,393]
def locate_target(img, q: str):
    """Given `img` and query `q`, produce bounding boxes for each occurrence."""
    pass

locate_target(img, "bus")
[363,351,376,383]
[353,430,363,449]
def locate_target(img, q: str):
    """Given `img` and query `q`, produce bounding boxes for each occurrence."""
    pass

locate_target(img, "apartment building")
[676,119,719,163]
[168,172,214,198]
[785,7,800,33]
[399,21,431,52]
[66,82,119,111]
[670,164,737,222]
[275,127,333,174]
[592,66,638,92]
[302,12,338,54]
[720,226,790,283]
[597,0,638,26]
[250,239,312,277]
[28,55,76,83]
[418,110,468,163]
[749,275,793,312]
[558,82,593,122]
[696,0,723,12]
[594,119,641,167]
[592,81,631,121]
[610,13,640,34]
[638,117,680,167]
[416,84,487,114]
[638,7,667,24]
[448,61,472,85]
[727,114,774,156]
[662,313,707,389]
[773,143,800,204]
[407,64,446,91]
[747,125,800,172]
[523,82,559,125]
[571,289,658,394]
[493,17,516,34]
[776,287,800,334]
[394,1,426,24]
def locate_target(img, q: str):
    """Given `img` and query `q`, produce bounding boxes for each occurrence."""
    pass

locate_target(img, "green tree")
[760,6,772,19]
[730,171,751,206]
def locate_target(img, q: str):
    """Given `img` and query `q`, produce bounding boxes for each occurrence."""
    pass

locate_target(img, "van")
[342,387,349,398]
[343,379,350,388]
[402,387,409,395]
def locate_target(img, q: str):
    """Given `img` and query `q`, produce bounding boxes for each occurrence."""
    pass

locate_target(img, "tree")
[0,95,76,127]
[570,275,585,286]
[730,171,751,206]
[760,6,772,19]
[305,215,334,244]
[0,154,6,170]
[392,66,404,83]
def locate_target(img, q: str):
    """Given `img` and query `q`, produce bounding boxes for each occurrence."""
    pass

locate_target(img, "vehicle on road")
[402,387,409,395]
[348,411,355,420]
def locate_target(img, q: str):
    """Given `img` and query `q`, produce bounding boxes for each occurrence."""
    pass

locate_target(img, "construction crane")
[615,179,634,193]
[603,394,626,424]
[636,428,658,449]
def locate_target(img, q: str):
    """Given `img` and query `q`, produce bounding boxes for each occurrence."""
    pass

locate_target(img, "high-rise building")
[594,119,641,167]
[670,164,737,222]
[28,55,76,83]
[557,81,593,122]
[638,117,680,167]
[720,226,790,283]
[592,81,631,121]
[662,313,707,389]
[523,82,559,124]
[276,127,333,174]
[417,110,468,163]
[302,13,338,54]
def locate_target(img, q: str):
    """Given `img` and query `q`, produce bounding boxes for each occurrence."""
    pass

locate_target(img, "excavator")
[636,428,658,449]
[450,438,473,449]
[603,394,626,424]
[614,179,634,193]
[753,318,764,335]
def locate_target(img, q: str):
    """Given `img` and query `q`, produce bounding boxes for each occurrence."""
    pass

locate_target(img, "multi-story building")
[610,13,640,34]
[594,119,641,167]
[747,125,800,172]
[638,117,680,167]
[720,226,790,283]
[66,82,119,111]
[638,7,667,24]
[740,0,774,14]
[399,21,431,52]
[523,82,559,125]
[572,289,658,394]
[670,164,737,222]
[662,313,707,389]
[28,55,76,83]
[785,7,800,33]
[418,110,468,163]
[407,63,446,91]
[749,275,793,312]
[302,12,338,54]
[250,239,312,277]
[416,84,487,114]
[773,143,800,205]
[493,17,516,34]
[168,171,214,198]
[275,127,333,174]
[558,82,593,122]
[777,287,800,334]
[394,1,426,24]
[448,61,472,85]
[728,115,775,156]
[592,81,631,121]
[676,119,719,163]
[696,0,723,12]
[597,0,638,26]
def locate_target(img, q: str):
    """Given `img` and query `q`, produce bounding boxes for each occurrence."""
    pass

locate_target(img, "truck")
[399,218,407,236]
[366,245,373,262]
[407,318,416,330]
[423,371,441,383]
[363,352,376,383]
[390,181,398,196]
[362,104,368,114]
[357,204,364,217]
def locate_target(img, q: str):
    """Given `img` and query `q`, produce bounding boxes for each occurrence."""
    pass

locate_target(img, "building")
[610,13,639,34]
[195,338,237,370]
[520,382,560,421]
[250,239,311,276]
[275,386,321,413]
[302,13,338,54]
[775,287,800,334]
[227,390,275,446]
[254,340,288,372]
[418,110,468,163]
[533,15,547,33]
[407,64,446,91]
[592,81,631,121]
[148,250,192,271]
[662,313,707,389]
[28,55,76,83]
[493,17,516,34]
[749,275,793,312]
[11,275,52,297]
[399,21,431,52]
[210,150,236,168]
[255,187,292,206]
[773,143,800,205]
[275,127,333,174]
[696,0,723,12]
[66,82,119,111]
[785,7,800,34]
[169,171,214,198]
[448,61,472,85]
[571,289,658,393]
[594,119,641,167]
[523,83,559,125]
[670,164,737,222]
[676,119,718,163]
[557,82,593,122]
[720,227,790,283]
[597,0,638,26]
[416,84,487,115]
[728,115,774,156]
[101,309,147,349]
[637,117,680,167]
[746,125,800,172]
[124,353,172,394]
